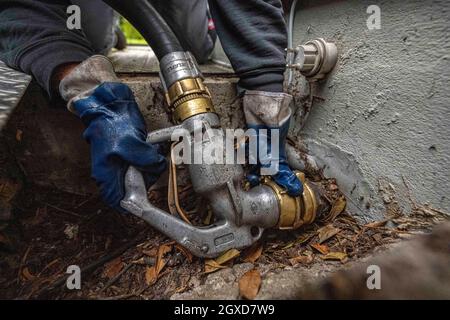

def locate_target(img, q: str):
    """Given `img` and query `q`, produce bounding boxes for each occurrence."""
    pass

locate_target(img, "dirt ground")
[1,172,447,300]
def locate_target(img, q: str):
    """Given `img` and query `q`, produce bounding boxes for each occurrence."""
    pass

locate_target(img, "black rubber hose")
[102,0,183,60]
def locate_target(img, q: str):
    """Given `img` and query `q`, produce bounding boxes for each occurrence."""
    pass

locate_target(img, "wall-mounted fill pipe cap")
[294,38,338,81]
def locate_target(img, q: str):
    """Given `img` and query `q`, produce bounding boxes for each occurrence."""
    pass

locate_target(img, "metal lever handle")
[120,127,260,258]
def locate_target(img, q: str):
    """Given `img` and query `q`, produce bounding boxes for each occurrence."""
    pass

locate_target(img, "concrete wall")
[289,0,450,220]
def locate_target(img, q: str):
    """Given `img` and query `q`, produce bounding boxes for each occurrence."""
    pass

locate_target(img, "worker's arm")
[208,0,303,196]
[0,0,93,97]
[208,0,287,93]
[0,1,166,211]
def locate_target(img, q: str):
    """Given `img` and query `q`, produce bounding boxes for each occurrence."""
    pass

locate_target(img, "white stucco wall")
[291,0,449,219]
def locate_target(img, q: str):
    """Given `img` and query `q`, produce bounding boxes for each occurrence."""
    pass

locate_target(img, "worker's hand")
[58,56,167,212]
[72,82,167,211]
[244,91,303,197]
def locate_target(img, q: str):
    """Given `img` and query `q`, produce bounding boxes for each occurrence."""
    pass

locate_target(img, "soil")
[0,178,446,300]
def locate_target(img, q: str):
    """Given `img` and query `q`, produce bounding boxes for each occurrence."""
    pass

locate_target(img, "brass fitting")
[262,171,318,230]
[165,77,216,123]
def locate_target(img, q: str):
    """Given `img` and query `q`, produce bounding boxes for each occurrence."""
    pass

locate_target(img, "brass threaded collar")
[165,77,217,123]
[262,171,318,230]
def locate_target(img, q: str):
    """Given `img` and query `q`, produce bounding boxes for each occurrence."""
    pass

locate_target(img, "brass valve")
[165,77,216,123]
[262,171,318,230]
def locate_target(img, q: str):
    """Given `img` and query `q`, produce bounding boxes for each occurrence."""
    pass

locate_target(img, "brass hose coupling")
[262,171,318,230]
[159,51,216,123]
[165,77,215,123]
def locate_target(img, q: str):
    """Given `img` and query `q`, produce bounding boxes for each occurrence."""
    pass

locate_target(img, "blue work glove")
[72,82,167,211]
[244,91,303,197]
[246,121,303,197]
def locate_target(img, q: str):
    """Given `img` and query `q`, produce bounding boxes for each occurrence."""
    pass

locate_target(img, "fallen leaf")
[318,224,341,244]
[145,243,172,285]
[321,252,348,262]
[143,248,158,257]
[294,232,316,246]
[326,196,346,221]
[365,220,388,228]
[63,224,79,240]
[21,267,35,281]
[311,243,330,255]
[203,209,213,225]
[103,257,124,279]
[289,255,314,266]
[242,243,263,263]
[16,129,23,142]
[239,269,261,300]
[0,178,21,202]
[372,233,383,243]
[145,266,157,285]
[175,244,193,263]
[155,244,172,274]
[204,249,240,273]
[204,260,228,274]
[216,248,240,265]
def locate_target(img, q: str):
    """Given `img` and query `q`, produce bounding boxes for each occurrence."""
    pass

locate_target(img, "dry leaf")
[155,244,172,274]
[318,224,341,244]
[242,243,263,263]
[103,257,124,279]
[289,255,313,266]
[16,129,23,142]
[311,243,330,255]
[372,233,383,243]
[365,220,388,228]
[175,244,193,263]
[145,243,172,285]
[204,249,240,273]
[239,269,261,300]
[204,259,227,274]
[0,178,21,202]
[145,266,157,285]
[203,209,213,225]
[143,247,158,257]
[216,248,240,265]
[326,196,346,221]
[21,267,35,281]
[295,232,316,245]
[321,252,348,262]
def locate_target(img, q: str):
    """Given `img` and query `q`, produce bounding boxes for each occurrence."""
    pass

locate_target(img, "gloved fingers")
[245,164,261,188]
[272,164,304,197]
[91,157,128,213]
[116,136,168,176]
[246,173,261,188]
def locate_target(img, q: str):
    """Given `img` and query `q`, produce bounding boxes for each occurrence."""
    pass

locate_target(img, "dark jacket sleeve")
[208,0,287,92]
[0,0,94,96]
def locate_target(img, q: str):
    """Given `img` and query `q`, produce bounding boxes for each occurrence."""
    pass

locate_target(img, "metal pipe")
[287,0,299,90]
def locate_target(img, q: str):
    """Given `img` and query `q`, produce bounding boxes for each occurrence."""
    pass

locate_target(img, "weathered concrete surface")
[290,0,450,218]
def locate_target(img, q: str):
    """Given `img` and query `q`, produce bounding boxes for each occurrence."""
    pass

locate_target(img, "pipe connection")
[290,38,338,81]
[122,52,330,257]
[159,52,216,123]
